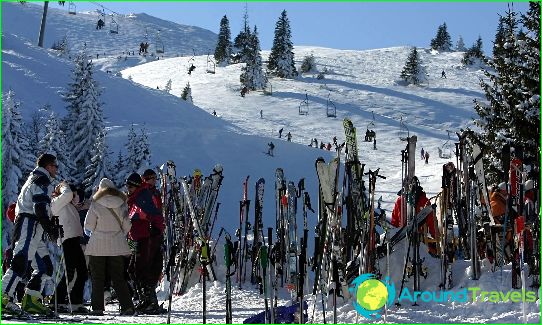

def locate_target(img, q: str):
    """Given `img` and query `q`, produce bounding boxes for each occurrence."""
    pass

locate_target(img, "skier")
[421,148,425,160]
[240,86,248,97]
[84,178,135,316]
[441,70,447,78]
[326,143,332,151]
[424,151,429,164]
[50,182,89,314]
[267,142,275,156]
[260,110,263,119]
[126,172,165,314]
[320,142,325,150]
[373,136,377,150]
[333,136,337,146]
[278,128,283,138]
[1,154,60,316]
[213,110,217,116]
[286,132,292,142]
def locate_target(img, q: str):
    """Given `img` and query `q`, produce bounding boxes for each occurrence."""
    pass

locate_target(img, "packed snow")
[1,2,539,324]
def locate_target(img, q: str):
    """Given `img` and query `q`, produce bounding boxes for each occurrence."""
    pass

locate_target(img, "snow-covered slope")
[2,2,540,324]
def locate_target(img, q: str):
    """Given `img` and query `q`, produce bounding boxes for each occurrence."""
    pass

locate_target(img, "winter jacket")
[391,191,436,238]
[15,167,53,221]
[490,189,507,218]
[127,186,165,241]
[51,183,84,243]
[84,186,132,257]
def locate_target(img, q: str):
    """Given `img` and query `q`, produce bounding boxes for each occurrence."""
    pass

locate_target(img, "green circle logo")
[350,274,396,319]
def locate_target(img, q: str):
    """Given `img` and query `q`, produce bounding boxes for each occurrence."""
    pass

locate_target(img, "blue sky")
[50,1,530,54]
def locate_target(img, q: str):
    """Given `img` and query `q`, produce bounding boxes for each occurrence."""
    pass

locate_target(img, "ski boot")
[21,294,54,316]
[2,292,23,315]
[141,285,160,314]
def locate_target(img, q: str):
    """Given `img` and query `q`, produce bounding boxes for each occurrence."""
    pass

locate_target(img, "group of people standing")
[2,153,165,316]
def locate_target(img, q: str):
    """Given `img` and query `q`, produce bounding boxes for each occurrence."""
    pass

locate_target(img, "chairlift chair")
[68,1,76,15]
[438,131,453,159]
[364,111,376,141]
[299,93,309,115]
[206,54,215,74]
[326,94,336,118]
[109,16,119,34]
[156,30,164,54]
[398,116,409,141]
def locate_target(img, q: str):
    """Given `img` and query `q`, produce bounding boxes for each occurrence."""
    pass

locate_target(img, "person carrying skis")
[126,172,165,314]
[1,154,60,316]
[51,182,89,314]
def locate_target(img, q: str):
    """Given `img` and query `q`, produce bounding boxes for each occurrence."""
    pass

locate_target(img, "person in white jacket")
[84,178,135,316]
[50,182,89,313]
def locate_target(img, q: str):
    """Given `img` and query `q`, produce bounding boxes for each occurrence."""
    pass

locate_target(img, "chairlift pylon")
[326,93,336,118]
[206,53,215,74]
[187,49,196,75]
[68,1,76,15]
[299,93,309,115]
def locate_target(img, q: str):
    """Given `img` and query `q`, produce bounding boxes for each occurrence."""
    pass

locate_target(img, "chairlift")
[155,29,164,54]
[365,111,376,141]
[187,50,196,75]
[438,130,453,159]
[68,1,76,15]
[109,15,118,34]
[206,53,215,74]
[299,93,309,115]
[399,116,409,141]
[326,93,336,118]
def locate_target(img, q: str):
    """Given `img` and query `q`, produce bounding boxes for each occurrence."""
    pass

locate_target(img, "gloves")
[41,216,63,242]
[150,225,161,237]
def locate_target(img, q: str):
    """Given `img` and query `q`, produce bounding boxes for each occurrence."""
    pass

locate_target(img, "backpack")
[6,202,16,222]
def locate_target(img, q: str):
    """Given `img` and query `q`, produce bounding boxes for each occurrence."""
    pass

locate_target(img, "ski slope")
[1,2,540,323]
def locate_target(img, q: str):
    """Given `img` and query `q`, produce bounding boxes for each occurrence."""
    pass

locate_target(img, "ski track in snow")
[1,2,539,324]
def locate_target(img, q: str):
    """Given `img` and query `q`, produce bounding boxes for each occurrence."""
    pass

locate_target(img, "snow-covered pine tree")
[164,79,172,93]
[112,150,127,187]
[268,10,297,78]
[455,35,466,51]
[430,22,452,51]
[125,124,141,173]
[139,126,152,168]
[23,107,47,158]
[214,15,232,65]
[240,26,267,91]
[63,50,105,188]
[300,54,316,73]
[181,82,193,103]
[472,5,539,182]
[400,47,427,85]
[492,16,506,59]
[462,36,484,65]
[39,111,74,181]
[84,130,112,190]
[233,7,251,64]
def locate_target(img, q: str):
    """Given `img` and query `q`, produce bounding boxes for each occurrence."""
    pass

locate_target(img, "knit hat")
[142,169,156,178]
[525,179,534,191]
[125,173,142,187]
[99,178,116,190]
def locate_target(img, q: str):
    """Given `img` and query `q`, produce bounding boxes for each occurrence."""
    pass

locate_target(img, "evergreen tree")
[181,82,193,103]
[39,111,74,181]
[430,22,452,51]
[63,50,105,187]
[23,107,47,158]
[84,130,112,190]
[472,6,539,182]
[492,16,507,59]
[125,124,141,173]
[139,126,152,168]
[268,10,297,78]
[455,35,467,51]
[112,150,126,188]
[300,54,316,73]
[400,47,427,85]
[164,79,172,93]
[462,36,484,65]
[214,15,232,65]
[233,7,251,63]
[240,26,267,91]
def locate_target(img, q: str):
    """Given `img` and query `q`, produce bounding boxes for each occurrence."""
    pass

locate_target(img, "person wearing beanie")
[84,178,134,316]
[125,172,165,314]
[50,182,89,313]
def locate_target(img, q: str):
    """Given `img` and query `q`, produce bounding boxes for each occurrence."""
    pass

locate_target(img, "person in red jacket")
[391,179,437,256]
[125,172,164,314]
